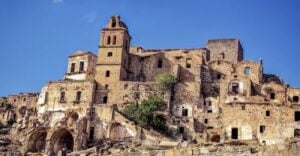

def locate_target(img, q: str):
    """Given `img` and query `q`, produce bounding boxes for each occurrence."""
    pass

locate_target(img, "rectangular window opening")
[105,71,110,77]
[266,110,270,117]
[89,127,95,141]
[182,109,188,117]
[231,128,238,139]
[71,63,76,73]
[60,92,65,102]
[242,105,246,110]
[270,93,275,100]
[293,96,299,103]
[75,91,81,102]
[179,127,184,134]
[295,111,300,121]
[158,59,163,68]
[260,125,265,133]
[79,61,84,72]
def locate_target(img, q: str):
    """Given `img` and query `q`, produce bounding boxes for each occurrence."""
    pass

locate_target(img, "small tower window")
[111,18,116,27]
[107,36,111,45]
[245,67,251,76]
[112,36,117,45]
[105,84,109,89]
[23,98,26,102]
[60,91,65,102]
[75,91,81,102]
[103,96,108,104]
[71,63,76,73]
[107,52,113,57]
[266,88,275,100]
[158,59,163,68]
[105,71,110,77]
[79,61,84,72]
[204,119,208,124]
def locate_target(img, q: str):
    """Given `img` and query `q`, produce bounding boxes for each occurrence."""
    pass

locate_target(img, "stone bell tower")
[95,16,131,84]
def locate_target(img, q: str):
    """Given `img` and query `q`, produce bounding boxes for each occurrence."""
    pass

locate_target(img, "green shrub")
[155,72,176,92]
[123,96,167,131]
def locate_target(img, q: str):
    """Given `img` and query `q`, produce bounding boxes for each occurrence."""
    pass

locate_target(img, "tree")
[123,96,167,132]
[155,72,177,92]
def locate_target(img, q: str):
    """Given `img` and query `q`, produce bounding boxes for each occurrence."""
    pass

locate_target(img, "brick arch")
[25,128,48,153]
[46,127,75,155]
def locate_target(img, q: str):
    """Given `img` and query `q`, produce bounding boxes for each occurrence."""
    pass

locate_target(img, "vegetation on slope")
[123,96,167,132]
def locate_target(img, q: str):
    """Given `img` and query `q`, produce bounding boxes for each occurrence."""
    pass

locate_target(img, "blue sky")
[0,0,300,96]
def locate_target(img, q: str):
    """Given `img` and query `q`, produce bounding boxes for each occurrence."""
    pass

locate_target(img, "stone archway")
[50,128,74,155]
[26,129,47,153]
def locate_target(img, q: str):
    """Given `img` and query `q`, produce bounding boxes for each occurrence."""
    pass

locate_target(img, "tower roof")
[104,15,128,30]
[69,50,97,58]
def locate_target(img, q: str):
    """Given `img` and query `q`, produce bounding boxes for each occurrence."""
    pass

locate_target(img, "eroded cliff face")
[1,15,300,156]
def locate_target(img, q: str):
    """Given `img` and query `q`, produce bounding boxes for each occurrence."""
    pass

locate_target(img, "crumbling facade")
[1,16,300,155]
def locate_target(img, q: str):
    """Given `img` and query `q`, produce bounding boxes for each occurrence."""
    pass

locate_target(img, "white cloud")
[52,0,63,4]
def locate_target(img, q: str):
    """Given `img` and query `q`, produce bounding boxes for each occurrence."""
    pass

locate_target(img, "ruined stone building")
[1,16,300,155]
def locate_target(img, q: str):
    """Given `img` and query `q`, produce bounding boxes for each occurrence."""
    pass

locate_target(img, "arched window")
[107,36,111,45]
[105,71,110,77]
[265,88,275,100]
[107,52,113,57]
[112,36,117,45]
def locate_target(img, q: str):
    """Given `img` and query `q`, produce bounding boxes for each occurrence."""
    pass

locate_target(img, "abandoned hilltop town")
[0,16,300,156]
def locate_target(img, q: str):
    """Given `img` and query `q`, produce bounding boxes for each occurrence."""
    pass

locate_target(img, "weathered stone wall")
[128,48,207,82]
[37,80,95,126]
[221,103,299,145]
[7,93,38,121]
[206,39,244,64]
